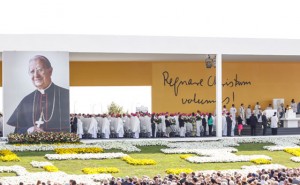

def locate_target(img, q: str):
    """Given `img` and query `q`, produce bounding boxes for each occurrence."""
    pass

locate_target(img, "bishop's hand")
[27,126,45,133]
[33,125,45,132]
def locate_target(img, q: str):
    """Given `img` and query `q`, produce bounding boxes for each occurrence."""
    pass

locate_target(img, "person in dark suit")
[262,112,268,135]
[70,114,78,133]
[249,113,258,136]
[150,113,156,138]
[226,113,232,137]
[7,55,70,134]
[202,114,207,136]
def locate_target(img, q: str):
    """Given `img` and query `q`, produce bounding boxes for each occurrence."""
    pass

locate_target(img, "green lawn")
[1,143,300,178]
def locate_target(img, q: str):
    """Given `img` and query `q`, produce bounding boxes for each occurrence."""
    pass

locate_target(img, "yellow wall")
[152,61,300,113]
[70,62,152,86]
[223,62,300,110]
[152,62,216,113]
[1,61,300,113]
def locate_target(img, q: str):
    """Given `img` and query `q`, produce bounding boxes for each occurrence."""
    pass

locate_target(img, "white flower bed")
[163,137,300,153]
[165,141,238,149]
[186,154,271,163]
[45,153,128,160]
[161,148,238,154]
[0,140,169,153]
[162,142,272,164]
[228,136,300,144]
[1,136,300,152]
[30,161,54,168]
[161,138,277,164]
[290,157,300,162]
[126,140,169,146]
[0,165,112,185]
[92,142,141,152]
[232,137,300,151]
[263,146,300,151]
[0,143,99,152]
[0,165,28,176]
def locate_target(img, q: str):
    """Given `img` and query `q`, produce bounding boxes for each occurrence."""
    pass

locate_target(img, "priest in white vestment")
[222,112,227,136]
[185,115,193,134]
[101,114,110,139]
[156,114,163,134]
[239,103,245,124]
[230,104,237,121]
[254,102,261,117]
[139,114,147,135]
[96,115,102,136]
[116,115,124,138]
[196,112,201,137]
[108,115,113,133]
[174,113,180,136]
[246,105,252,125]
[123,114,130,132]
[76,115,84,139]
[88,115,98,138]
[231,115,236,137]
[130,114,140,138]
[159,114,166,135]
[110,115,118,136]
[291,99,297,113]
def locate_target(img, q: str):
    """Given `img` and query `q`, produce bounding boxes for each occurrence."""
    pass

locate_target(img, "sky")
[70,86,151,114]
[0,0,300,38]
[1,0,300,113]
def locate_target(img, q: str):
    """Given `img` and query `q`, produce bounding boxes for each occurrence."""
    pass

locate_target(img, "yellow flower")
[54,147,104,154]
[180,154,192,159]
[166,168,193,175]
[43,165,59,172]
[82,167,120,174]
[250,158,271,164]
[284,148,300,157]
[121,156,157,165]
[0,150,20,162]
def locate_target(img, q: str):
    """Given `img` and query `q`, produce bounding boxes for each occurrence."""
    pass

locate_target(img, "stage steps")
[237,124,300,136]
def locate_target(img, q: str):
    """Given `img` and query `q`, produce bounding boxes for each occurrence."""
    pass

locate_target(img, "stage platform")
[236,124,300,136]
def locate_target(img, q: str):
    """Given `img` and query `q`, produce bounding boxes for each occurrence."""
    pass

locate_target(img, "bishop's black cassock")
[7,83,70,134]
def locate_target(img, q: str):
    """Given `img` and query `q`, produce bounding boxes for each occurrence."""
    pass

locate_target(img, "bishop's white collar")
[37,82,53,94]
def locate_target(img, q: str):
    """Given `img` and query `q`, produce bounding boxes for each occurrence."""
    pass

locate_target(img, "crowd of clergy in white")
[70,111,217,139]
[69,99,298,139]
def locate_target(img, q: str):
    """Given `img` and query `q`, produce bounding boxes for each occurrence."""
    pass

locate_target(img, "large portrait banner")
[3,51,70,136]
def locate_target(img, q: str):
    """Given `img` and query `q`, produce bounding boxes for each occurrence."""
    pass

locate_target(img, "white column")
[216,54,223,138]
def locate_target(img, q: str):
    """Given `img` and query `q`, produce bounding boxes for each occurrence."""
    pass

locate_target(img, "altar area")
[280,109,300,128]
